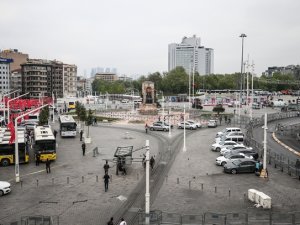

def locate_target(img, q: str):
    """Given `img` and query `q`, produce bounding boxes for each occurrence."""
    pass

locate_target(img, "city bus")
[33,125,56,161]
[59,115,77,137]
[0,128,29,166]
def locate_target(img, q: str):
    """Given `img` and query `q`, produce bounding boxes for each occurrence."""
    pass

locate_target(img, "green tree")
[39,106,49,125]
[162,67,188,94]
[213,104,225,115]
[86,109,93,138]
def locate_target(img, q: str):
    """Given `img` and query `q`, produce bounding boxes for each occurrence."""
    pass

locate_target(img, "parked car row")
[211,127,258,174]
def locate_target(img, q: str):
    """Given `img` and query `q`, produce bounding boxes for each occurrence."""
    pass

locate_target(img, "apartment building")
[0,57,13,93]
[94,72,118,82]
[168,35,214,75]
[10,69,22,91]
[63,64,77,97]
[0,49,28,71]
[21,59,77,98]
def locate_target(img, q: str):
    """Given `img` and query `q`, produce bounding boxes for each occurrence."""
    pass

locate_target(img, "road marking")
[272,132,300,157]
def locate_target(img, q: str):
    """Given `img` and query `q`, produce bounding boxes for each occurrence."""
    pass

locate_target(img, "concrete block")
[248,189,257,202]
[258,192,271,209]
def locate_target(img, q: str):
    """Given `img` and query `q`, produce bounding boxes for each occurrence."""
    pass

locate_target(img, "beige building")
[95,72,118,82]
[0,49,28,71]
[63,64,77,97]
[10,69,22,91]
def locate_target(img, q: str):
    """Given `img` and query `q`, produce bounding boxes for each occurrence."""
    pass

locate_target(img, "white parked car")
[207,120,218,128]
[0,181,11,196]
[215,131,244,143]
[216,127,241,137]
[177,122,197,130]
[187,120,202,128]
[220,145,250,156]
[211,140,238,152]
[216,153,253,166]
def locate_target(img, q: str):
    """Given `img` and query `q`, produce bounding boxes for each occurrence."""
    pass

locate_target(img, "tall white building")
[0,57,13,93]
[168,35,214,75]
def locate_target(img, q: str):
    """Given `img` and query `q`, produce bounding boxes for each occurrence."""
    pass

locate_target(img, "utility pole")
[239,34,247,125]
[260,113,268,178]
[183,104,186,152]
[145,140,150,225]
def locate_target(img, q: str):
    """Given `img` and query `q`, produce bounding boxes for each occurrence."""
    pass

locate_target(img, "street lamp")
[8,92,29,123]
[14,104,49,182]
[183,104,186,152]
[1,89,21,122]
[239,33,247,125]
[145,139,150,225]
[168,101,171,138]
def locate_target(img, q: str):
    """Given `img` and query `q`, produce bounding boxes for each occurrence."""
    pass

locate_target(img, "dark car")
[149,122,169,131]
[223,158,256,174]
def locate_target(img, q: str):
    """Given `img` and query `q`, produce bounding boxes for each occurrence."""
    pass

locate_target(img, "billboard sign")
[0,57,13,63]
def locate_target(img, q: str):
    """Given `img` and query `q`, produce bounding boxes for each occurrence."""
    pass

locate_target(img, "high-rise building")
[10,69,22,91]
[168,35,214,75]
[0,49,28,71]
[0,57,13,93]
[94,72,118,82]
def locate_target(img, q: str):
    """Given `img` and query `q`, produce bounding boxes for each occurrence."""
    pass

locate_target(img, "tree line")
[92,67,300,96]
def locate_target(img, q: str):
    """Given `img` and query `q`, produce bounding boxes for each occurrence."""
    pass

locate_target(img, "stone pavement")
[151,124,300,218]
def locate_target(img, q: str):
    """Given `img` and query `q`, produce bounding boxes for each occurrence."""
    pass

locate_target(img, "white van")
[216,127,241,137]
[223,136,244,143]
[215,131,244,143]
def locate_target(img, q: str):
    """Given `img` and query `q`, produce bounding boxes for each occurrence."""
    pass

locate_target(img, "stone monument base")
[138,103,158,115]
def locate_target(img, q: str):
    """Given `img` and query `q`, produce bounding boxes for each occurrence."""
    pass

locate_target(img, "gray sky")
[1,0,300,78]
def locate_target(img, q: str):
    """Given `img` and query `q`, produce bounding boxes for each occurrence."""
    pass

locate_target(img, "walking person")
[35,153,40,166]
[46,159,51,173]
[103,160,110,174]
[296,159,300,178]
[119,218,127,225]
[103,172,110,192]
[80,130,83,141]
[150,156,155,170]
[107,217,114,225]
[145,123,148,134]
[82,142,86,156]
[53,129,57,138]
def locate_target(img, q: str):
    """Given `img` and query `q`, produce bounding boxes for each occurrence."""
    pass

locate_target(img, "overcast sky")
[1,0,300,78]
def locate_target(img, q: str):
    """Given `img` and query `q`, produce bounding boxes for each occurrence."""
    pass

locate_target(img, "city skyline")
[1,0,300,77]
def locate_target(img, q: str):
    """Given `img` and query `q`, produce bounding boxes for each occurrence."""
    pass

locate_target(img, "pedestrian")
[224,115,228,123]
[255,160,260,173]
[35,153,40,166]
[233,109,236,115]
[145,123,148,133]
[80,130,83,141]
[119,218,127,225]
[53,129,57,138]
[103,160,110,174]
[150,156,155,170]
[82,142,86,156]
[103,172,110,192]
[107,217,114,225]
[296,159,300,177]
[297,111,300,117]
[94,117,97,125]
[219,116,222,125]
[46,159,51,173]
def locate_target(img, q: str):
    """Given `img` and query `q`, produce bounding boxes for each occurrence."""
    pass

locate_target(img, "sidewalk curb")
[272,132,300,157]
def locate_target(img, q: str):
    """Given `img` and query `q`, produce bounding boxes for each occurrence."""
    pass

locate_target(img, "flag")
[7,122,15,144]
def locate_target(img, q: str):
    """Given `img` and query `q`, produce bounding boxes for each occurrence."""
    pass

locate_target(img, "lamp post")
[145,139,150,225]
[250,61,255,120]
[2,89,21,122]
[260,113,268,178]
[8,92,29,123]
[168,101,171,138]
[183,104,186,152]
[14,104,49,182]
[162,93,165,120]
[239,33,247,125]
[52,92,55,123]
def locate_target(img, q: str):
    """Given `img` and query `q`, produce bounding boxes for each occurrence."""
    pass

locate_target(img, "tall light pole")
[250,61,255,120]
[15,104,49,182]
[239,33,247,125]
[188,63,192,110]
[183,104,186,152]
[145,139,150,225]
[260,113,268,178]
[8,92,29,123]
[2,89,21,122]
[168,101,171,138]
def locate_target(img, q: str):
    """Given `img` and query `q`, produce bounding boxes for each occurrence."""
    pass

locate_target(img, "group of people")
[107,217,126,225]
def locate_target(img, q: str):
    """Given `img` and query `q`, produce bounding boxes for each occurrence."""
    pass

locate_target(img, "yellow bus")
[33,125,56,161]
[0,128,29,166]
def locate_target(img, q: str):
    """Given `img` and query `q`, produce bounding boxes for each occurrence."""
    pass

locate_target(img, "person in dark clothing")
[103,160,110,173]
[150,156,155,170]
[103,172,110,192]
[107,217,114,225]
[82,143,86,156]
[80,130,83,141]
[145,123,148,133]
[46,159,51,173]
[35,153,40,166]
[53,130,57,138]
[296,159,300,177]
[94,117,97,125]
